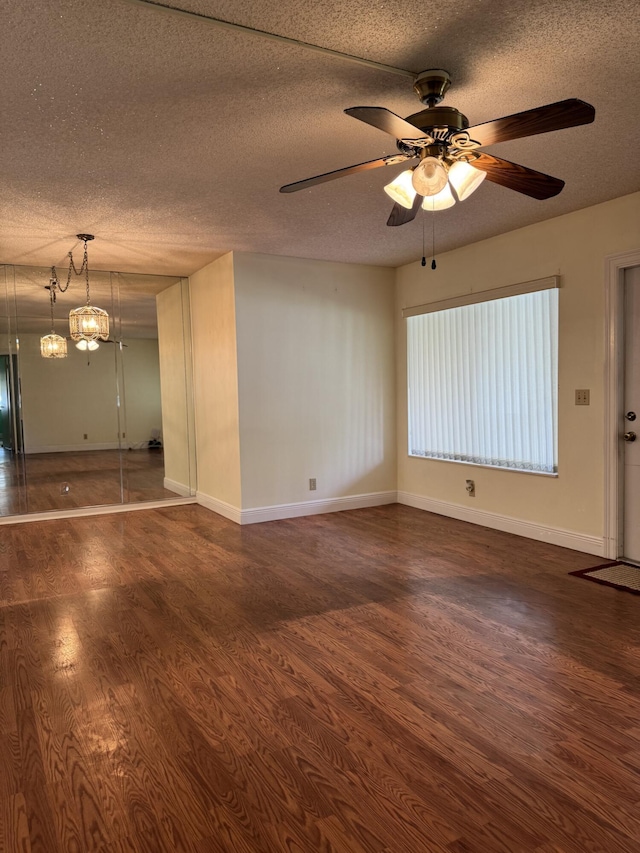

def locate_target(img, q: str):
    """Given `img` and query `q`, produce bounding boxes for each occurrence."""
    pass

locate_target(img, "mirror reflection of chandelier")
[75,339,100,352]
[40,276,68,358]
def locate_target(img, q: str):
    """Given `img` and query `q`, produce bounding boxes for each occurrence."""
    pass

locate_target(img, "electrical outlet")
[575,389,590,405]
[465,479,475,497]
[309,478,317,491]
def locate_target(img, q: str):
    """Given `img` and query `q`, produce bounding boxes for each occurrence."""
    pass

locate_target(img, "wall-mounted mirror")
[0,263,195,518]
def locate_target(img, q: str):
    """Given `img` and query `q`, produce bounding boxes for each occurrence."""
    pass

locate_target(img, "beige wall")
[20,333,119,452]
[234,253,396,509]
[157,280,196,494]
[120,339,163,446]
[189,253,242,508]
[19,334,162,453]
[396,191,640,538]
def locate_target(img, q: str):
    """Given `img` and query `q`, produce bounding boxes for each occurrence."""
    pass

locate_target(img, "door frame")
[604,248,640,559]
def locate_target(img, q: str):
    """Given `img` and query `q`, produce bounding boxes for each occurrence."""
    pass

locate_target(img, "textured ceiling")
[1,0,639,276]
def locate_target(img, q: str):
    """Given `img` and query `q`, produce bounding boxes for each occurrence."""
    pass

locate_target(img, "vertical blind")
[407,288,558,473]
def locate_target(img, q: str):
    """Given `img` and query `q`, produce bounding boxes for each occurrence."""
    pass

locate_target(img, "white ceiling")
[2,0,639,276]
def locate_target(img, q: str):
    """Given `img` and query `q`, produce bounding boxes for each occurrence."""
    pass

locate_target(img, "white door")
[623,266,640,563]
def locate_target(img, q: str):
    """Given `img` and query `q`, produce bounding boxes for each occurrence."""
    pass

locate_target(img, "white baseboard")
[0,496,198,526]
[163,477,192,497]
[241,490,398,525]
[196,492,243,524]
[196,490,397,525]
[398,491,605,556]
[25,442,121,454]
[196,486,604,554]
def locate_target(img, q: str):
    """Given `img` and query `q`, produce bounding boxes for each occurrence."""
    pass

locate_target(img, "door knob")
[624,431,637,442]
[626,411,637,421]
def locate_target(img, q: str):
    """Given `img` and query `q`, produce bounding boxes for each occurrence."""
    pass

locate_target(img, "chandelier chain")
[49,237,91,298]
[49,286,55,332]
[83,238,90,304]
[68,238,91,304]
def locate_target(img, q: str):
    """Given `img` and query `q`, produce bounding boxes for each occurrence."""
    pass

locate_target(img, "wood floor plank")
[0,792,31,853]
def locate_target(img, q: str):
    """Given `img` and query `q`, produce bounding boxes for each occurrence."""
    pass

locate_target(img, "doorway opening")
[0,353,23,453]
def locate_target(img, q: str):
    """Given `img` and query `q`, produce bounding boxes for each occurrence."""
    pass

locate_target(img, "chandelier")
[40,273,68,359]
[47,234,110,345]
[67,235,110,342]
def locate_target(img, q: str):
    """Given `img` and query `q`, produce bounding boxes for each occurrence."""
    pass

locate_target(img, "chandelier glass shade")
[69,304,109,342]
[40,333,68,359]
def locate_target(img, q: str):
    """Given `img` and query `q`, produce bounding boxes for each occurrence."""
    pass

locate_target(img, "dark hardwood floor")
[0,448,179,516]
[0,503,638,852]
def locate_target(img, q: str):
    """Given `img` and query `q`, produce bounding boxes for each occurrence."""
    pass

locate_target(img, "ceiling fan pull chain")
[432,212,437,270]
[420,205,437,268]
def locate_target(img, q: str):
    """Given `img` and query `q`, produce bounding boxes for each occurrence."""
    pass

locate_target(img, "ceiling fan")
[280,70,595,226]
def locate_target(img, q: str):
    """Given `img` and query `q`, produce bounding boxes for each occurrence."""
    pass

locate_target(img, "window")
[406,280,558,474]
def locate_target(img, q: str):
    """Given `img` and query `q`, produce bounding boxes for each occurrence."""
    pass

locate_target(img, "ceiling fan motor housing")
[396,106,470,159]
[406,106,469,136]
[407,71,469,156]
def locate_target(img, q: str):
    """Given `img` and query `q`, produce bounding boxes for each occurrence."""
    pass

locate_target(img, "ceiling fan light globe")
[383,170,416,209]
[75,339,100,352]
[448,160,486,201]
[412,157,448,197]
[421,183,456,211]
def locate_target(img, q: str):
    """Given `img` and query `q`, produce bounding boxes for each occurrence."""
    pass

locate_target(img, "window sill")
[407,454,558,477]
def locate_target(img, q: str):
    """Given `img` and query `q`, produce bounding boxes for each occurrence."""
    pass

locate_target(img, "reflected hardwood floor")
[0,448,178,515]
[1,503,639,851]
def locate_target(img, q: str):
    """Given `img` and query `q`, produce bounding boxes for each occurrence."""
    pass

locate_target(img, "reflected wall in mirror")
[0,264,196,517]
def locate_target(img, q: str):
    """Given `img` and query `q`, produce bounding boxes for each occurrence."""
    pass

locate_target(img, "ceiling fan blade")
[387,192,423,226]
[345,107,432,142]
[472,152,565,199]
[279,153,412,193]
[466,99,595,148]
